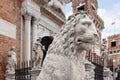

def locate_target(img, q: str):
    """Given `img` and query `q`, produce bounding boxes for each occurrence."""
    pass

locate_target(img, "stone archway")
[41,36,53,65]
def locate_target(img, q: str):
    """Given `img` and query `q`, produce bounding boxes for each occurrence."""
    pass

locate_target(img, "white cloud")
[98,8,120,39]
[65,11,73,19]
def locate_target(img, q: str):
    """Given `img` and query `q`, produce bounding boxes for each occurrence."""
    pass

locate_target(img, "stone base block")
[5,73,15,80]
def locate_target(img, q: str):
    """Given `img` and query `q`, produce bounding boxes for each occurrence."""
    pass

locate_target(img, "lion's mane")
[47,11,93,62]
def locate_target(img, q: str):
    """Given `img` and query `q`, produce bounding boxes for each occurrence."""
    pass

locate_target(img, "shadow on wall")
[41,36,53,65]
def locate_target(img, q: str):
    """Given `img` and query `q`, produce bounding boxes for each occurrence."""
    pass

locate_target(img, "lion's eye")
[82,21,92,27]
[81,30,85,33]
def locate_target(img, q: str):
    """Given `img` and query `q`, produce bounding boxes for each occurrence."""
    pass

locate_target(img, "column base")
[30,69,41,80]
[103,67,113,80]
[5,73,15,80]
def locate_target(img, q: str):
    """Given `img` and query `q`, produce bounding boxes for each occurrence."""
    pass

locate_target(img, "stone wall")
[0,0,22,79]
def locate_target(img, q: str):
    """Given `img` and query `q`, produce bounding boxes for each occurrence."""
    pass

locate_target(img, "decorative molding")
[38,16,60,33]
[32,18,38,25]
[24,13,31,21]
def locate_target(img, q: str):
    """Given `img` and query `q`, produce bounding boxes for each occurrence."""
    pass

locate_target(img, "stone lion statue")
[47,0,65,16]
[37,11,98,80]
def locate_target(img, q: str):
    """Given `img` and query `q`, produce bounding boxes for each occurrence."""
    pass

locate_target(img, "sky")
[65,0,120,39]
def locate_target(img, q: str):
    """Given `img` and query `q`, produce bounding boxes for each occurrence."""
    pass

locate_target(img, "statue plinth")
[5,73,15,80]
[103,67,113,80]
[30,69,41,80]
[85,60,95,80]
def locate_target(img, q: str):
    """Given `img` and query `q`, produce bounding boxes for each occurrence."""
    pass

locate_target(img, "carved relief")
[32,37,44,69]
[37,11,98,80]
[101,39,108,66]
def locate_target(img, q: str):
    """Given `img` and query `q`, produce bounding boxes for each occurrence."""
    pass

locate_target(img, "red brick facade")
[0,0,22,79]
[108,34,120,68]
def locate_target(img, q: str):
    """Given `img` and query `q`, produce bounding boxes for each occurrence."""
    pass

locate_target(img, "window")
[77,5,84,11]
[111,41,116,47]
[92,5,95,11]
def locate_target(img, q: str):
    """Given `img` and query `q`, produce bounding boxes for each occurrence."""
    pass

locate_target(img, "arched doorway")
[41,36,53,65]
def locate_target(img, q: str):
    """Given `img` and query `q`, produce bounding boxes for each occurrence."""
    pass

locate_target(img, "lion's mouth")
[76,38,95,44]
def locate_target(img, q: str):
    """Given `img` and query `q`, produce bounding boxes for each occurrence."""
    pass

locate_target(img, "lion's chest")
[43,54,85,80]
[71,60,85,80]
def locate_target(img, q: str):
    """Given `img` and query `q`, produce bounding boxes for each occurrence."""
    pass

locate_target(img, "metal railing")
[15,60,33,80]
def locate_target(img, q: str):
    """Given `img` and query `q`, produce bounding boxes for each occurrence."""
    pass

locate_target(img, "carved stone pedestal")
[5,73,15,80]
[85,60,95,80]
[30,69,41,80]
[103,67,113,80]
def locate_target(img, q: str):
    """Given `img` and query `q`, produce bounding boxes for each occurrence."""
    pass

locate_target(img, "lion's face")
[74,14,98,51]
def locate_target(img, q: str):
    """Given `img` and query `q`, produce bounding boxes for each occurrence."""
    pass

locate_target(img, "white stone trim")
[39,16,60,33]
[21,0,40,19]
[0,19,16,39]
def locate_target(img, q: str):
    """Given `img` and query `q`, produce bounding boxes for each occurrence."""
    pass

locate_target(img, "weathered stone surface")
[37,11,98,80]
[103,67,113,80]
[101,39,108,66]
[0,19,16,39]
[85,60,95,80]
[6,47,17,74]
[5,74,15,80]
[47,0,66,16]
[30,69,41,80]
[32,37,44,69]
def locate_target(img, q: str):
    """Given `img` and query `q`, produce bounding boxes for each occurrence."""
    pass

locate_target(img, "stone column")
[32,18,38,47]
[24,13,32,61]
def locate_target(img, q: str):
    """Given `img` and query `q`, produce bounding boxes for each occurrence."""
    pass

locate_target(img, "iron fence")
[15,60,33,80]
[92,62,104,80]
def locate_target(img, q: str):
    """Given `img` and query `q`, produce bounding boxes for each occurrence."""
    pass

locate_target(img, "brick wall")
[109,54,119,68]
[0,0,22,79]
[108,34,120,51]
[108,34,120,69]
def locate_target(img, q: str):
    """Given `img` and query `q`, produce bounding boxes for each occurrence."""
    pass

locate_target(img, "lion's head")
[47,11,98,59]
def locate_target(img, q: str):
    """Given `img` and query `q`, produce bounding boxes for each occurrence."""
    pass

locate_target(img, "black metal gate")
[116,70,120,80]
[93,62,104,80]
[116,66,120,80]
[15,61,32,80]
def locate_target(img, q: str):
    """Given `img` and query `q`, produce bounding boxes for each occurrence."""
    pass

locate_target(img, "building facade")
[0,1,22,79]
[108,34,120,69]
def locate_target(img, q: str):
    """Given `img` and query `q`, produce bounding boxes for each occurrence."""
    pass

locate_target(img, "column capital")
[24,13,31,21]
[32,18,38,25]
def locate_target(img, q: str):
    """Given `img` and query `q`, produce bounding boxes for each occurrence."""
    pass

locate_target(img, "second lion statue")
[37,11,98,80]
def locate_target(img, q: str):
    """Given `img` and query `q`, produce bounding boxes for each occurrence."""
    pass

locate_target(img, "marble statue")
[32,37,44,69]
[37,11,98,80]
[101,38,108,66]
[6,46,17,74]
[47,0,65,16]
